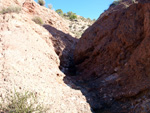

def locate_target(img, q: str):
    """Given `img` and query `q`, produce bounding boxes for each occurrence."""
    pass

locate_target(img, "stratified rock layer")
[75,2,150,112]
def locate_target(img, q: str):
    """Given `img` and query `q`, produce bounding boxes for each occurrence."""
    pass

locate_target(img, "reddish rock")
[75,2,150,112]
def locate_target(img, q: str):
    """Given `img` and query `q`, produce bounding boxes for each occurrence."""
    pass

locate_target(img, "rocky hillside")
[0,0,91,112]
[65,16,95,38]
[75,0,150,112]
[55,10,95,38]
[1,0,150,113]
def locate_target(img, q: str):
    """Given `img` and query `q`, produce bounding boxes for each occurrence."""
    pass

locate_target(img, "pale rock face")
[0,0,91,112]
[0,0,25,7]
[22,0,70,33]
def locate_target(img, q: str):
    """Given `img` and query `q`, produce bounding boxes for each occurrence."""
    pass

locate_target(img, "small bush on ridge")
[56,9,63,16]
[38,0,45,6]
[0,6,21,14]
[67,11,77,20]
[32,16,44,25]
[70,14,77,20]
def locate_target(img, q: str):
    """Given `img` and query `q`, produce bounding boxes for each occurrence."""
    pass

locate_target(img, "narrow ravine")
[59,0,150,112]
[1,0,150,113]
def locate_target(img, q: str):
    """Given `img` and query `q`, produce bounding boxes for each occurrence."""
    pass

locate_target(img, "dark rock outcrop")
[74,2,150,112]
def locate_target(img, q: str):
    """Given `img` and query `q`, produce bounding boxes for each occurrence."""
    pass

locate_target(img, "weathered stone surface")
[21,0,78,72]
[22,0,70,34]
[74,2,150,112]
[0,0,91,112]
[0,0,69,33]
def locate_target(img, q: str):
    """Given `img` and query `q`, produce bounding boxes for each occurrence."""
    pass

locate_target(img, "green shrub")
[56,9,63,16]
[70,14,77,20]
[66,11,77,20]
[110,0,122,7]
[67,11,73,17]
[38,0,45,6]
[32,16,44,25]
[0,6,21,14]
[0,91,48,113]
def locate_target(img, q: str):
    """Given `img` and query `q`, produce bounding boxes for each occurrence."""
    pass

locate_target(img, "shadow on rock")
[43,24,101,113]
[43,24,77,75]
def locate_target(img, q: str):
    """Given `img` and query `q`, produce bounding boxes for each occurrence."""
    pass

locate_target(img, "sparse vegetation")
[67,11,77,20]
[55,9,95,38]
[56,9,95,22]
[110,0,123,7]
[0,91,48,113]
[0,6,21,14]
[32,16,44,25]
[38,0,45,6]
[56,9,63,16]
[70,14,77,20]
[56,10,77,21]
